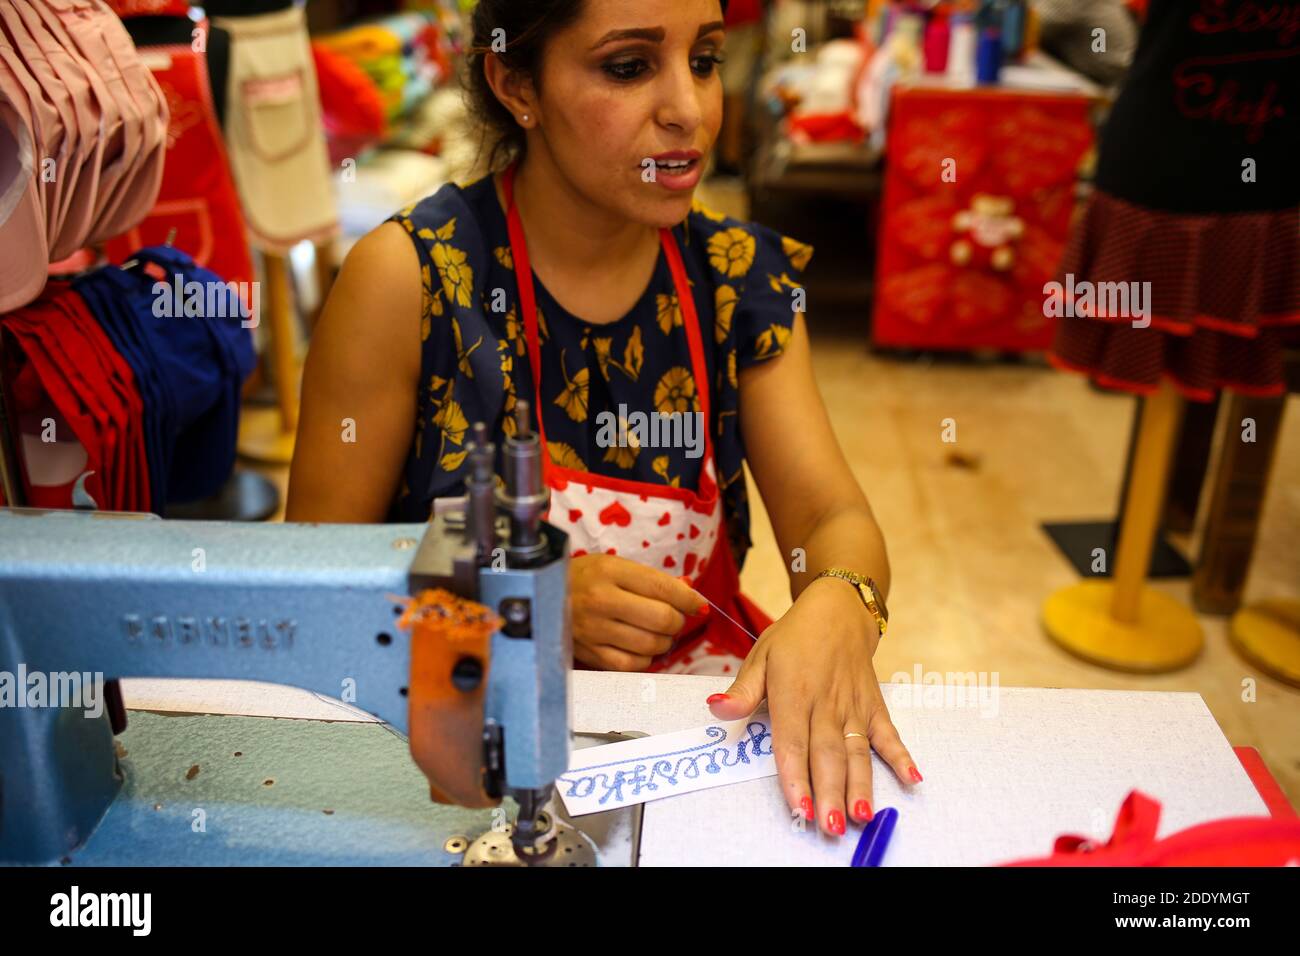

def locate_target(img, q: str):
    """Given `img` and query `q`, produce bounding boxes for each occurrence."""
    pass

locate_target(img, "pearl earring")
[521,114,530,124]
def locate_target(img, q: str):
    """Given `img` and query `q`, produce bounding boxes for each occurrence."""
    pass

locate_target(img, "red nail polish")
[706,693,729,705]
[800,796,813,821]
[698,604,711,617]
[853,799,873,822]
[909,766,923,784]
[828,810,846,835]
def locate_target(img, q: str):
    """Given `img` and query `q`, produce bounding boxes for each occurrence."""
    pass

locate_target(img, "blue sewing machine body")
[0,506,572,865]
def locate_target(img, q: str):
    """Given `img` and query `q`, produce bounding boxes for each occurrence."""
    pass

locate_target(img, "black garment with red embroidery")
[1052,0,1300,399]
[386,175,813,573]
[1095,0,1300,213]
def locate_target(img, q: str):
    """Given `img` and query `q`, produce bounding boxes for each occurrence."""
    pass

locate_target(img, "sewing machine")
[0,406,590,867]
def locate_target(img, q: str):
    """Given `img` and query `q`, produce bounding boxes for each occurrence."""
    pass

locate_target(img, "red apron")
[503,164,773,675]
[102,22,256,291]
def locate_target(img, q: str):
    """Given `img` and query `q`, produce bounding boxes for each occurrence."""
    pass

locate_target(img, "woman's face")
[534,0,726,229]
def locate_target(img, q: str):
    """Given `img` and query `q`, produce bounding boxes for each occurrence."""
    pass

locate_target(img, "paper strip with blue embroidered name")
[556,712,776,816]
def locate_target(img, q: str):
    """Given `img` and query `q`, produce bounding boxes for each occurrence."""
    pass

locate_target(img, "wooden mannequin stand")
[1042,381,1204,671]
[1231,600,1300,686]
[1195,383,1300,687]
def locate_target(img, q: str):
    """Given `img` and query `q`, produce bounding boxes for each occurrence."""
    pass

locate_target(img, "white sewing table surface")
[119,672,1268,866]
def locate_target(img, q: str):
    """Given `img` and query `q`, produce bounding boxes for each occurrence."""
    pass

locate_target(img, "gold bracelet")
[814,567,888,637]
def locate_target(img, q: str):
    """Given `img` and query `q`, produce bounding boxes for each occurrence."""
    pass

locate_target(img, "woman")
[287,0,920,838]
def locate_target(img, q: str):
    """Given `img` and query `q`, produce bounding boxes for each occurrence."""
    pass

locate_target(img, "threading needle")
[698,594,760,643]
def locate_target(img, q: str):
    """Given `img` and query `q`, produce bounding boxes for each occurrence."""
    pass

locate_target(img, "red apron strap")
[660,226,713,466]
[502,163,549,450]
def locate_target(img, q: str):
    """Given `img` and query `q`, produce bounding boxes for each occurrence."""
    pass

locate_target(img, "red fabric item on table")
[1001,790,1300,866]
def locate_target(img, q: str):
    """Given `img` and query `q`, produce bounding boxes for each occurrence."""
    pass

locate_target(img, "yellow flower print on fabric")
[497,341,520,437]
[419,264,446,340]
[554,349,589,422]
[602,416,640,470]
[439,449,469,472]
[433,396,467,443]
[782,235,813,271]
[656,293,683,335]
[752,324,792,361]
[494,246,514,270]
[727,347,738,388]
[715,284,737,344]
[589,327,644,383]
[418,219,474,308]
[503,305,526,357]
[652,455,681,488]
[692,199,726,223]
[768,272,802,294]
[548,442,586,471]
[593,337,613,381]
[708,227,756,279]
[433,243,473,308]
[655,366,699,414]
[432,392,470,473]
[623,325,644,381]
[451,317,482,379]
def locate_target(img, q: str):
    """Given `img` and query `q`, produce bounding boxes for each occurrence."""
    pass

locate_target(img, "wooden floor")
[253,177,1300,808]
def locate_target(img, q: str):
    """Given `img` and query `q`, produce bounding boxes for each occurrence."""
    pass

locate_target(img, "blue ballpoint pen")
[851,807,898,867]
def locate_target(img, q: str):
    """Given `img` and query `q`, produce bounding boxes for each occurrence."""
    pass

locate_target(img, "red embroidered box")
[871,86,1095,351]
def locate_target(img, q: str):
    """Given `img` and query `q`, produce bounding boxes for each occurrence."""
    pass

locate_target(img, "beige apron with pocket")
[213,4,338,253]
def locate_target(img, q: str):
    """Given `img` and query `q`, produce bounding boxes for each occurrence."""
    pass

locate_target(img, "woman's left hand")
[706,577,921,837]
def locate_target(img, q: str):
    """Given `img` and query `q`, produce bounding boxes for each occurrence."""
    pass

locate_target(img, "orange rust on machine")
[399,589,503,808]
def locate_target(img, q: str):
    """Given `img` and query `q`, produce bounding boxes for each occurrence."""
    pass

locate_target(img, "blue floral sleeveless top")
[386,175,813,572]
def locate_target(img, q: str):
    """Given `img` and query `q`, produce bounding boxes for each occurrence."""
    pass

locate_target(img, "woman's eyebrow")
[590,21,726,51]
[591,26,665,49]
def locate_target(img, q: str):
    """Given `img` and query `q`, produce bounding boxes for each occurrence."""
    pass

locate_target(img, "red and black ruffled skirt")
[1049,191,1300,401]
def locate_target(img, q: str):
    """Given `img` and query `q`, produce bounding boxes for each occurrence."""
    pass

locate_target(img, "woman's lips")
[648,153,703,192]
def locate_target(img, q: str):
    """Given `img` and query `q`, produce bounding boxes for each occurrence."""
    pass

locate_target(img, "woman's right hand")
[569,554,708,671]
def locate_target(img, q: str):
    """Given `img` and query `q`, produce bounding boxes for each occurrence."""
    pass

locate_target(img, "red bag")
[1002,790,1300,867]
